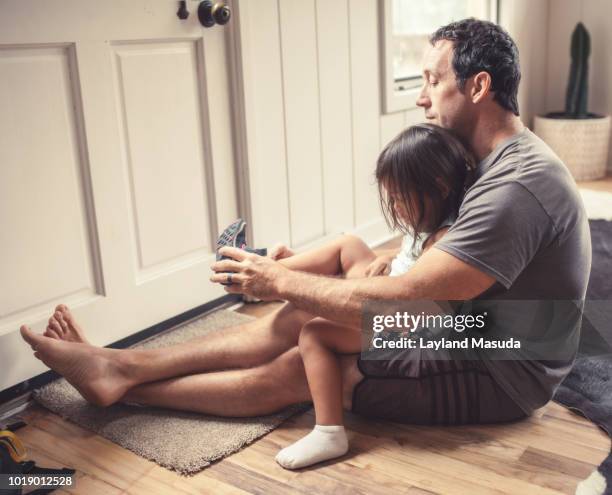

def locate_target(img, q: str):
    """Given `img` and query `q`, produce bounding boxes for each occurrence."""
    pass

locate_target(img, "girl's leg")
[275,318,362,469]
[277,235,376,278]
[299,319,361,424]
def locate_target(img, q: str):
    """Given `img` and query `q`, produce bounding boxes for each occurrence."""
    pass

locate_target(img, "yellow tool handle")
[0,430,27,463]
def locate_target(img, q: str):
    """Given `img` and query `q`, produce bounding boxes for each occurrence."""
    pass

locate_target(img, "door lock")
[198,1,231,28]
[176,0,190,20]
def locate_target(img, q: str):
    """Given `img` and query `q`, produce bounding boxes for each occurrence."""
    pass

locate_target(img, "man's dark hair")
[430,18,521,116]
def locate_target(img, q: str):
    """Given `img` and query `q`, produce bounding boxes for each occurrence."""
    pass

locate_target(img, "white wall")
[234,0,558,249]
[546,0,612,171]
[236,0,414,249]
[498,0,550,128]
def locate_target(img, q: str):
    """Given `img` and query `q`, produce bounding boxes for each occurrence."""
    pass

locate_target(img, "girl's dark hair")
[375,123,475,243]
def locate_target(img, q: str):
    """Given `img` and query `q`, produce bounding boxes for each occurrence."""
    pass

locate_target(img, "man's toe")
[60,306,77,326]
[20,325,43,348]
[55,311,68,331]
[44,327,60,339]
[49,316,63,334]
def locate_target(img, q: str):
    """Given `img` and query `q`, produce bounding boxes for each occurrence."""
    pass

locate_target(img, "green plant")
[565,22,590,118]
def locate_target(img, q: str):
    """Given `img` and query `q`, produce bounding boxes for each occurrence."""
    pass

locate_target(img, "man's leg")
[119,344,362,417]
[45,302,313,370]
[120,347,311,416]
[20,302,314,407]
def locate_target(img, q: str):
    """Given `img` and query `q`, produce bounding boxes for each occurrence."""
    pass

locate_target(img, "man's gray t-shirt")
[435,128,592,414]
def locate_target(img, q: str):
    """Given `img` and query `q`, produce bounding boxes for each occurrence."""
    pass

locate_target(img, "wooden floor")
[14,298,611,495]
[16,394,611,495]
[10,177,612,494]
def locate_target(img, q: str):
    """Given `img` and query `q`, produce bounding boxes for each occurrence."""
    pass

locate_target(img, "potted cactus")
[534,22,611,181]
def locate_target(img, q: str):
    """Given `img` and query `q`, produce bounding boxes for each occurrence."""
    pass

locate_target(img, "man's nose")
[416,92,430,108]
[416,84,430,108]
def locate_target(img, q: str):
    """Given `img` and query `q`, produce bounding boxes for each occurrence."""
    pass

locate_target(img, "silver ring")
[227,273,233,285]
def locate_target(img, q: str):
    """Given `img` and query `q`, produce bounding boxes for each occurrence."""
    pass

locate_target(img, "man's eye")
[430,80,439,87]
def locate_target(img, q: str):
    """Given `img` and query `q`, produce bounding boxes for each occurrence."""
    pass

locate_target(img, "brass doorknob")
[198,1,231,28]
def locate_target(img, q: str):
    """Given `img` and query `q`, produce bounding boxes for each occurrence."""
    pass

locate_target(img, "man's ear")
[470,71,492,104]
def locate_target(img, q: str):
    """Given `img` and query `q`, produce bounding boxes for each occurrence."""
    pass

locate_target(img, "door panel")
[112,41,213,272]
[0,44,102,319]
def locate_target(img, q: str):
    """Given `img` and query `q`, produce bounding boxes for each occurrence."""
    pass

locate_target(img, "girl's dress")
[389,217,455,276]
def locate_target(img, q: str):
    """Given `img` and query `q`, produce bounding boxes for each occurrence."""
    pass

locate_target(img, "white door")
[0,0,240,390]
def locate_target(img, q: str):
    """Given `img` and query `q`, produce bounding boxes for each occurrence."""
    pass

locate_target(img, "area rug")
[554,219,612,495]
[33,310,307,475]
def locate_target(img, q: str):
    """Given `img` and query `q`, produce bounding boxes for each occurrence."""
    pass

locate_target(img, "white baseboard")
[0,393,31,423]
[348,217,397,248]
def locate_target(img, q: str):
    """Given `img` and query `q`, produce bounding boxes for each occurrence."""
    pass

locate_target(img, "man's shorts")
[352,347,528,425]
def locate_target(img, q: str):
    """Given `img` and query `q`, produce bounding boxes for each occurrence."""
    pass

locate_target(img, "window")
[380,0,498,113]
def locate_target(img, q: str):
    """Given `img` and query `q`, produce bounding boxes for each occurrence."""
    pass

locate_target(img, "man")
[21,18,590,461]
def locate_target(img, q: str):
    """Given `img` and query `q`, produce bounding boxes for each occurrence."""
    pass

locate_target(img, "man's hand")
[210,247,290,300]
[364,254,395,277]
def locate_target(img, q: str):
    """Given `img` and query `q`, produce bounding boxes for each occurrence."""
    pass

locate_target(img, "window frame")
[380,0,499,114]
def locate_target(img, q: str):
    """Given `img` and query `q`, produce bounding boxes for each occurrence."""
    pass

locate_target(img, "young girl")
[270,123,475,469]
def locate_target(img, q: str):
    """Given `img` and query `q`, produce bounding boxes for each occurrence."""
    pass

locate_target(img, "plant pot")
[534,114,611,181]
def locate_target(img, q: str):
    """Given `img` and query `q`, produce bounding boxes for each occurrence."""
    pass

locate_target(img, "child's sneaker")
[216,219,267,302]
[216,219,267,261]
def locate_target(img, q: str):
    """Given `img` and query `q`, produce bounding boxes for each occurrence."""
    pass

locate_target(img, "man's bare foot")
[20,325,132,407]
[43,304,90,344]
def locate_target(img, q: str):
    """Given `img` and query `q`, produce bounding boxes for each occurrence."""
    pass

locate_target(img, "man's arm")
[211,246,496,328]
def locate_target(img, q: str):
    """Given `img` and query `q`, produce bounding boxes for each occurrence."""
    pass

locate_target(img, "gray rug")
[554,220,612,495]
[33,310,307,475]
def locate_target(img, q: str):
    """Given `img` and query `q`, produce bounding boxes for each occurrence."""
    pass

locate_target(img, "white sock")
[275,425,348,470]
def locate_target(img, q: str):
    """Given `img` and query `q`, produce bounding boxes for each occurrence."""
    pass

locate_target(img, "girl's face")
[385,184,421,229]
[385,182,438,233]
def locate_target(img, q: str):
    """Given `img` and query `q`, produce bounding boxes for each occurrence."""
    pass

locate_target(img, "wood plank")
[345,420,583,493]
[205,459,305,495]
[124,464,252,495]
[234,426,424,495]
[347,435,564,495]
[519,447,596,480]
[58,473,123,495]
[18,408,154,491]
